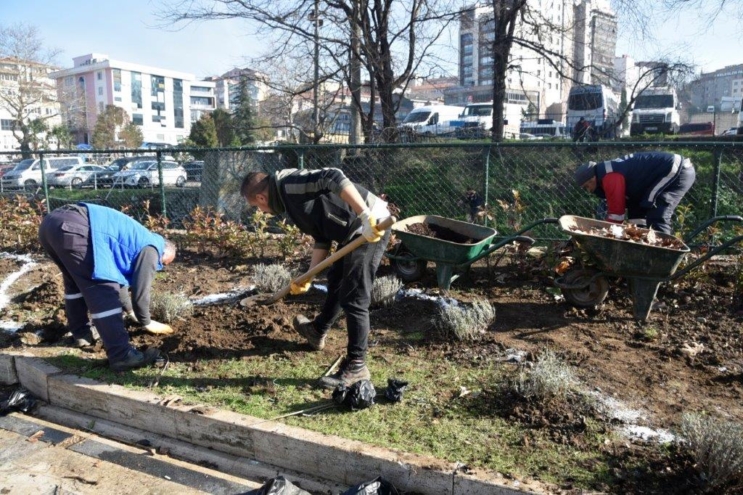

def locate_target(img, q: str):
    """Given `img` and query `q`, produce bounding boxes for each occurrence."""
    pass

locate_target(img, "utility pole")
[312,0,322,144]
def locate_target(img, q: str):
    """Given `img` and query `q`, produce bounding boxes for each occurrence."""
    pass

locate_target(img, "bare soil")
[2,247,743,494]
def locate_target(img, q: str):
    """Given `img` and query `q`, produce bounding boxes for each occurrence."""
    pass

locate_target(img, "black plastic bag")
[0,387,37,416]
[332,380,375,410]
[247,476,310,495]
[384,378,408,403]
[341,477,400,495]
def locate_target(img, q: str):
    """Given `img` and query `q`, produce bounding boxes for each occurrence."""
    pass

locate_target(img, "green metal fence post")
[299,149,305,170]
[39,151,50,208]
[156,150,166,218]
[484,145,491,227]
[710,149,722,218]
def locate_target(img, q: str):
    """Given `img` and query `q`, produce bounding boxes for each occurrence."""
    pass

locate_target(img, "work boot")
[293,315,326,351]
[70,326,100,348]
[318,357,370,389]
[109,347,162,372]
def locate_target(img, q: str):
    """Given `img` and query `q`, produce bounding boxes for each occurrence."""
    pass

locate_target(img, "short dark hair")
[241,172,269,200]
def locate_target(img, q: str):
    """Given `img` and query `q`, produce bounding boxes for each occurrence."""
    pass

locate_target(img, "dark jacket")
[273,168,382,250]
[594,152,689,210]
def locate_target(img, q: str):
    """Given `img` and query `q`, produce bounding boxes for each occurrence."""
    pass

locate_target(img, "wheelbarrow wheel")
[392,252,427,283]
[561,268,610,307]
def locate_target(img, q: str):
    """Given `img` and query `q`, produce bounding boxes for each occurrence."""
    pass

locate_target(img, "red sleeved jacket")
[602,172,626,223]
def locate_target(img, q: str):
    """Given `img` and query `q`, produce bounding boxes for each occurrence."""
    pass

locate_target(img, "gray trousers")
[38,206,133,361]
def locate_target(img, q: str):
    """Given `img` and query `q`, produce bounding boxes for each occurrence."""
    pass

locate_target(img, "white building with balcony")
[50,54,217,147]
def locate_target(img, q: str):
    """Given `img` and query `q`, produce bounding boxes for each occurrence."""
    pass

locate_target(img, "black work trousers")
[313,230,391,361]
[38,207,132,361]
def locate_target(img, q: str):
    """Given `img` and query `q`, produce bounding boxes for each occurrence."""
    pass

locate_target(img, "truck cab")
[630,87,680,136]
[450,102,493,138]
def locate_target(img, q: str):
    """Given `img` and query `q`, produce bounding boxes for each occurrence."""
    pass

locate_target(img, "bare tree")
[0,24,61,157]
[157,0,458,142]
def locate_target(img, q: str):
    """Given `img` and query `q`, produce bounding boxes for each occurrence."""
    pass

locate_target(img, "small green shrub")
[432,299,495,341]
[680,413,743,491]
[513,350,576,400]
[252,263,292,293]
[150,292,193,323]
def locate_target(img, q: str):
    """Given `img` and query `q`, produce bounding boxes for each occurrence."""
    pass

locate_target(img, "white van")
[1,156,84,190]
[398,105,464,135]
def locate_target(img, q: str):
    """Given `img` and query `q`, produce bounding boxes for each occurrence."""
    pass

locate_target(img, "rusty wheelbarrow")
[554,214,743,321]
[385,215,558,290]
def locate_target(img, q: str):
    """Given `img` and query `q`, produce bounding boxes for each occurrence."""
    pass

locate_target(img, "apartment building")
[453,0,616,120]
[205,67,268,112]
[0,57,61,152]
[50,54,217,146]
[688,64,743,111]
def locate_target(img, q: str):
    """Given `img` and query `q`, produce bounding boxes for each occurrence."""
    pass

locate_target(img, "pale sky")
[3,0,743,79]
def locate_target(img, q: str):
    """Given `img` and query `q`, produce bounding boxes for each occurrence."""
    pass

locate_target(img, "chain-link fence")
[1,141,742,241]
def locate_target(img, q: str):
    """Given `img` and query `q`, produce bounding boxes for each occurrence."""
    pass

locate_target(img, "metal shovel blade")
[238,293,274,308]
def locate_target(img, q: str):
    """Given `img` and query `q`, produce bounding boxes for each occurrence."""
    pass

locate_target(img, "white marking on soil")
[190,286,256,305]
[589,390,675,443]
[0,253,37,332]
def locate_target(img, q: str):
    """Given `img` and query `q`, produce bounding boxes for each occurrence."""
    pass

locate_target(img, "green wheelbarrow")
[554,214,743,321]
[386,215,558,290]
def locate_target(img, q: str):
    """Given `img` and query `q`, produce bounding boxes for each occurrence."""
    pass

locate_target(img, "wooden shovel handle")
[265,215,397,304]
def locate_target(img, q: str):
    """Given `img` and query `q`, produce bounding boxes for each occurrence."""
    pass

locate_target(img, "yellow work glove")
[143,320,175,335]
[290,279,312,295]
[358,210,384,243]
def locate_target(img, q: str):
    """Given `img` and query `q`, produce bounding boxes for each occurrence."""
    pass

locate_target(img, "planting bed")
[1,247,743,494]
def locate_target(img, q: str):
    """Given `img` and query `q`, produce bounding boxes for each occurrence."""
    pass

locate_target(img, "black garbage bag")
[384,378,409,403]
[341,477,400,495]
[0,387,37,416]
[247,476,311,495]
[332,380,375,410]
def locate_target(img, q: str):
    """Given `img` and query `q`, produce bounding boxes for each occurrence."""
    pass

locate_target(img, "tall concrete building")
[453,0,617,121]
[50,54,217,146]
[205,68,268,112]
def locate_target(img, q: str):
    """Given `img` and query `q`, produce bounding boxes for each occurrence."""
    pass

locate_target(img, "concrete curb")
[0,351,536,494]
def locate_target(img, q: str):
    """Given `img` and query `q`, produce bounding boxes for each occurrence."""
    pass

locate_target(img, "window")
[132,114,143,125]
[173,79,184,129]
[98,87,103,96]
[97,72,102,81]
[113,69,121,92]
[151,75,165,97]
[131,72,142,109]
[1,119,13,131]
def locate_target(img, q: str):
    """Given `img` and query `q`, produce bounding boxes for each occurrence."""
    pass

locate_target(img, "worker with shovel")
[241,168,390,389]
[38,203,176,372]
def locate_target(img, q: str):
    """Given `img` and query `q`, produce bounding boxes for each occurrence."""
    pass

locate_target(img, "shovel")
[239,215,397,308]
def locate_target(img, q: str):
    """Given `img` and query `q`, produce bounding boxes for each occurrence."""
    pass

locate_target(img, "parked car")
[1,156,84,190]
[721,127,739,136]
[0,163,15,178]
[678,122,715,136]
[81,164,122,188]
[48,164,107,188]
[183,161,204,182]
[111,160,187,188]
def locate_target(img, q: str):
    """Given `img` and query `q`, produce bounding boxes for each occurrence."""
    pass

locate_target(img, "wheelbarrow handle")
[684,215,743,243]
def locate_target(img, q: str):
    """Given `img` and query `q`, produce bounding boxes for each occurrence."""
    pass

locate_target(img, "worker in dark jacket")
[574,152,696,234]
[38,203,176,372]
[241,168,390,389]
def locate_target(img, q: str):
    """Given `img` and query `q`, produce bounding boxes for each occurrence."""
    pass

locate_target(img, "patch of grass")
[47,348,617,490]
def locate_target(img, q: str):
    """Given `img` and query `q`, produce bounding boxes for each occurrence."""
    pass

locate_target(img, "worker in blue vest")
[38,203,176,372]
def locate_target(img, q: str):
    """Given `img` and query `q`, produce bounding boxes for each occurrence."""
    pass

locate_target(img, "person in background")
[38,203,176,372]
[241,168,390,389]
[574,151,696,235]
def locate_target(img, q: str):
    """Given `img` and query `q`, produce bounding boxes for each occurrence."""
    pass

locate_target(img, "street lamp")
[309,1,323,142]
